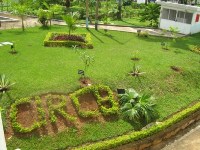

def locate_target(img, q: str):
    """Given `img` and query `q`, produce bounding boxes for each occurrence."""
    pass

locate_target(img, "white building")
[157,1,200,34]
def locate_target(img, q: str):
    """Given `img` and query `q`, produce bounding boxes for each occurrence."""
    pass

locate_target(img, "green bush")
[44,32,93,49]
[46,94,77,123]
[73,101,200,150]
[70,85,119,118]
[10,96,46,133]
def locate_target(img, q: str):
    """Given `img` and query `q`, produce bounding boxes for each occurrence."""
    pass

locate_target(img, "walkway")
[162,121,200,150]
[0,12,185,37]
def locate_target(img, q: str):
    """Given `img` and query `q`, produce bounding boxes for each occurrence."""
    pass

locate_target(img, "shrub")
[191,45,200,54]
[73,101,200,150]
[70,85,119,118]
[46,94,77,123]
[119,89,157,125]
[0,74,15,93]
[44,32,93,49]
[10,97,46,133]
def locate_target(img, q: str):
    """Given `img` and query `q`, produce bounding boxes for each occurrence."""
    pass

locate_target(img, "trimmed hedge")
[10,96,46,133]
[70,85,119,118]
[73,101,200,150]
[46,94,77,123]
[44,32,93,49]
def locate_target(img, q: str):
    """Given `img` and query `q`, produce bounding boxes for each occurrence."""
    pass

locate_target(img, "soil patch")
[170,66,182,72]
[6,92,119,138]
[16,102,38,128]
[131,57,140,61]
[78,93,99,111]
[98,90,109,98]
[79,77,92,87]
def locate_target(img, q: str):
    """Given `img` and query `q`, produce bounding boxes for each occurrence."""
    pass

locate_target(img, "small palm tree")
[62,13,77,35]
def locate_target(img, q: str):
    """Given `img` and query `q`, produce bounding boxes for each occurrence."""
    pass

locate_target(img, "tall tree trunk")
[86,0,89,29]
[95,0,99,30]
[117,0,122,20]
[65,0,70,8]
[21,16,25,31]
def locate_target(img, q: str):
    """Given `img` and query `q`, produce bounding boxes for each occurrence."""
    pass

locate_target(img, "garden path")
[162,121,200,150]
[0,12,185,38]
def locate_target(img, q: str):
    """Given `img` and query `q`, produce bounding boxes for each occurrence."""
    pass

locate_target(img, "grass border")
[73,100,200,150]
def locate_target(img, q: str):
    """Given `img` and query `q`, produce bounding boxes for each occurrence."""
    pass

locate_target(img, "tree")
[12,4,29,31]
[85,0,89,28]
[43,2,64,26]
[63,13,77,35]
[117,0,122,20]
[140,3,160,27]
[95,0,100,30]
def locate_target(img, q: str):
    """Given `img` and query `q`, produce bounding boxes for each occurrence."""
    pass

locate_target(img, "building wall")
[137,0,146,3]
[191,13,200,34]
[160,18,192,34]
[0,113,7,150]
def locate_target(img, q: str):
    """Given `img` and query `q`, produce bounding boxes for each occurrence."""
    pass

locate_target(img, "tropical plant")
[37,9,50,27]
[129,64,145,77]
[119,88,157,125]
[80,52,94,78]
[169,26,179,42]
[140,3,160,27]
[62,13,78,35]
[0,74,15,93]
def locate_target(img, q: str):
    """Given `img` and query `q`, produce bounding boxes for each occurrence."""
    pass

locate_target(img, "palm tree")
[85,0,89,29]
[95,0,99,30]
[63,13,77,35]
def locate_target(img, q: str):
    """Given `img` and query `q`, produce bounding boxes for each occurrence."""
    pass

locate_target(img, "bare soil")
[170,66,182,72]
[5,92,118,138]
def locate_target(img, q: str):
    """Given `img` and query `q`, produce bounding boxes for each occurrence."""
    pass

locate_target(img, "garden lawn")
[0,26,200,150]
[79,17,151,27]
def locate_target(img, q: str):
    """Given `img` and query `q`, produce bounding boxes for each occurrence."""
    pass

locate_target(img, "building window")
[185,12,193,24]
[161,8,193,24]
[169,9,177,21]
[162,8,169,19]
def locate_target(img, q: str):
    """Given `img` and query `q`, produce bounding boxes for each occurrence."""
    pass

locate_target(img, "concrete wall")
[137,0,146,4]
[0,112,7,150]
[160,19,192,34]
[191,13,200,34]
[112,109,200,150]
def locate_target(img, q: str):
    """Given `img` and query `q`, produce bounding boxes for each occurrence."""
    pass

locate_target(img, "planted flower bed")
[44,32,93,49]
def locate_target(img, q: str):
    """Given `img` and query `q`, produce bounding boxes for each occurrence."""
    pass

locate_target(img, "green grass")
[0,26,200,149]
[79,17,150,27]
[110,17,151,27]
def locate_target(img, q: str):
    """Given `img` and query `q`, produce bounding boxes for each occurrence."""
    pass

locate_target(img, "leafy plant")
[37,9,51,27]
[140,3,160,27]
[0,74,15,93]
[129,64,145,77]
[131,50,140,61]
[62,13,78,35]
[191,45,200,54]
[79,52,94,81]
[169,26,179,42]
[161,42,169,50]
[119,88,157,125]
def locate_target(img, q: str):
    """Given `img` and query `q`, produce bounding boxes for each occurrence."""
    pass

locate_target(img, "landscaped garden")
[0,24,200,149]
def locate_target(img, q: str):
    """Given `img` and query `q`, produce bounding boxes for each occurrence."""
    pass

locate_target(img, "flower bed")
[44,32,93,49]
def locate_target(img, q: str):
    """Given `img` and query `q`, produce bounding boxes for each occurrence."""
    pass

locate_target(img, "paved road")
[0,12,185,37]
[162,122,200,150]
